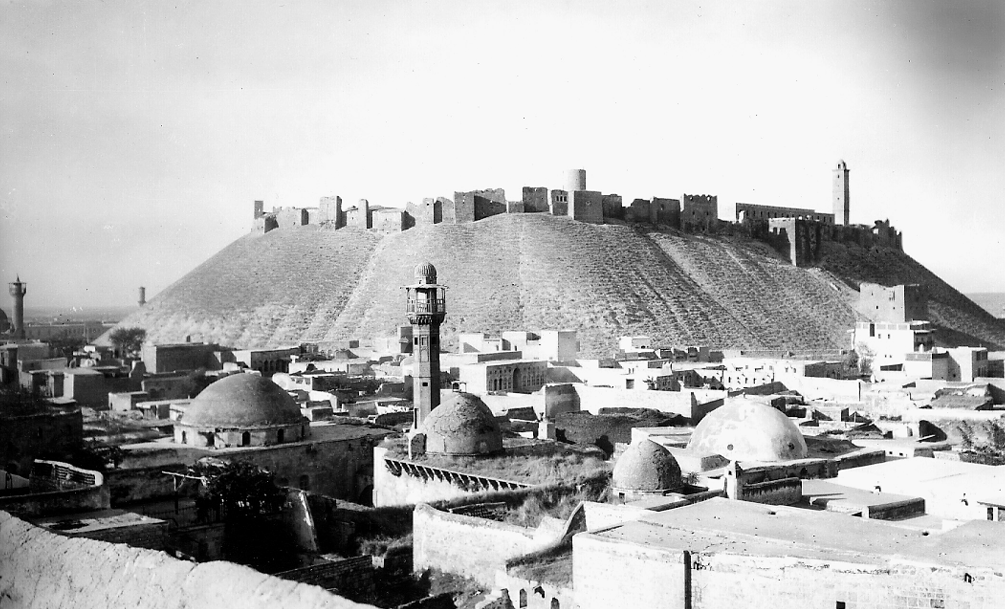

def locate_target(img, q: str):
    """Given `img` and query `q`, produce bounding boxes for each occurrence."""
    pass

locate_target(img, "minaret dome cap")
[414,262,437,285]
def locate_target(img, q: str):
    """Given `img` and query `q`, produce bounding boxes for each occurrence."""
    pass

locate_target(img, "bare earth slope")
[113,214,1005,356]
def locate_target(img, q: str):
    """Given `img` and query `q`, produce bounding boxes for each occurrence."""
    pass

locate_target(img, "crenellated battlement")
[247,163,904,265]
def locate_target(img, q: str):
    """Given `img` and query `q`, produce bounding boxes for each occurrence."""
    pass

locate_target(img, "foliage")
[358,533,412,557]
[46,331,87,359]
[853,343,874,376]
[109,326,147,354]
[189,459,286,519]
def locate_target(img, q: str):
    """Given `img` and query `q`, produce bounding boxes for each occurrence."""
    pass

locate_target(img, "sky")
[1,0,1003,309]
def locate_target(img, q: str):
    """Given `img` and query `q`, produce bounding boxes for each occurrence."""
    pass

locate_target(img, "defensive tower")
[565,168,587,192]
[404,262,447,428]
[8,276,26,340]
[832,160,850,226]
[138,286,146,306]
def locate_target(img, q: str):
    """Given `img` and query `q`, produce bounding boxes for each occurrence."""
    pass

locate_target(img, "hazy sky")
[2,0,1003,309]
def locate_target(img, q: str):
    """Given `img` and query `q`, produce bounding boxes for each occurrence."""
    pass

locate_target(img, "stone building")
[686,399,808,463]
[610,438,683,503]
[173,373,308,449]
[419,391,503,456]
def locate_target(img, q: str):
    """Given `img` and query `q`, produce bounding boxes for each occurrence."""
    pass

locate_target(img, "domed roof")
[613,439,682,493]
[414,261,437,285]
[687,398,807,462]
[181,374,305,429]
[421,392,502,455]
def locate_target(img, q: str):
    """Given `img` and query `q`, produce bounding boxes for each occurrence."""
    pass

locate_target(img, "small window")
[988,507,995,521]
[241,431,251,446]
[277,429,285,443]
[519,590,527,608]
[836,603,846,609]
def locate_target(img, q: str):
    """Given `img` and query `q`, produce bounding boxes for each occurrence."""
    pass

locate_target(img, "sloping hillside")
[113,214,1005,356]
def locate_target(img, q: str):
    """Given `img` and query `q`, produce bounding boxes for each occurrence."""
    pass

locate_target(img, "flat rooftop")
[800,479,921,514]
[582,497,1005,568]
[30,509,165,534]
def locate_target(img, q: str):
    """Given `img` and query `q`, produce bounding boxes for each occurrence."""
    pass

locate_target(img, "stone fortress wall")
[250,165,902,267]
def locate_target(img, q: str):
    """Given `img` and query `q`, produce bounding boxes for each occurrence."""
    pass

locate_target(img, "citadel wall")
[244,163,904,266]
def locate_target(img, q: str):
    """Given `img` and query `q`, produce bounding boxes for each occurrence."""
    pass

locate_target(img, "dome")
[613,439,682,493]
[687,399,807,462]
[421,392,502,455]
[181,374,304,429]
[0,308,8,333]
[414,261,437,285]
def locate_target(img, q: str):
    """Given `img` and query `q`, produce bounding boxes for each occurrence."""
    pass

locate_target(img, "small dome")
[414,261,437,285]
[687,399,807,462]
[182,374,304,429]
[421,392,502,455]
[613,439,682,493]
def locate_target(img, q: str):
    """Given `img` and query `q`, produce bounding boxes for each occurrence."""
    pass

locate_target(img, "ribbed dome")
[613,439,682,493]
[181,374,304,429]
[421,392,502,455]
[414,261,437,285]
[687,398,807,462]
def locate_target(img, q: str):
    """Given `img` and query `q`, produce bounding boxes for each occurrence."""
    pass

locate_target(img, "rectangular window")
[988,507,995,521]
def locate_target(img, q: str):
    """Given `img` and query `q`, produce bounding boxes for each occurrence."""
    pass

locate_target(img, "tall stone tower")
[404,262,447,428]
[138,286,146,306]
[832,160,850,226]
[8,276,26,340]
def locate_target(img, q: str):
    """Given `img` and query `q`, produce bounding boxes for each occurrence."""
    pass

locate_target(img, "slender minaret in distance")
[8,276,26,340]
[833,160,850,226]
[138,286,146,306]
[404,262,447,428]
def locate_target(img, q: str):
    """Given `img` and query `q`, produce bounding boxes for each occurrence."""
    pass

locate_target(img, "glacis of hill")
[117,214,1005,356]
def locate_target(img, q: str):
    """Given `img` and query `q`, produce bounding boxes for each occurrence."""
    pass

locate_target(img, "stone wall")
[768,217,823,266]
[681,194,718,232]
[0,511,375,609]
[278,208,309,229]
[370,209,404,234]
[319,196,343,225]
[522,187,549,213]
[568,190,604,224]
[346,200,370,229]
[412,503,537,587]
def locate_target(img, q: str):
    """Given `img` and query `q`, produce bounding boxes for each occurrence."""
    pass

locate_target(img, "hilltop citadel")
[251,161,901,267]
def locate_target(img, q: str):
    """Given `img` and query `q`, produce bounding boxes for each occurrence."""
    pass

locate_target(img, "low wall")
[863,497,926,521]
[276,556,376,598]
[785,376,861,401]
[0,511,375,609]
[412,503,537,587]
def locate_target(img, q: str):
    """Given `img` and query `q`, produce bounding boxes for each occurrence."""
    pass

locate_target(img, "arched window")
[299,474,310,491]
[241,431,251,446]
[181,431,187,444]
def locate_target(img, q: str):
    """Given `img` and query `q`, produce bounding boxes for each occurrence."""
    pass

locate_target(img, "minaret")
[138,286,146,306]
[9,276,26,340]
[833,160,850,226]
[404,262,447,428]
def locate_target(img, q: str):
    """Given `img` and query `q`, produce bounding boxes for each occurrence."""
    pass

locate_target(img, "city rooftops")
[580,496,1005,567]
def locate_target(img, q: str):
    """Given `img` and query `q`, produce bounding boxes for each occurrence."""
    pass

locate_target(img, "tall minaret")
[404,262,447,428]
[8,276,26,340]
[138,286,146,306]
[833,160,850,226]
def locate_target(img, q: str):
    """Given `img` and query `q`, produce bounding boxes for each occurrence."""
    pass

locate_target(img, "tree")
[109,327,147,355]
[189,459,286,519]
[47,331,87,360]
